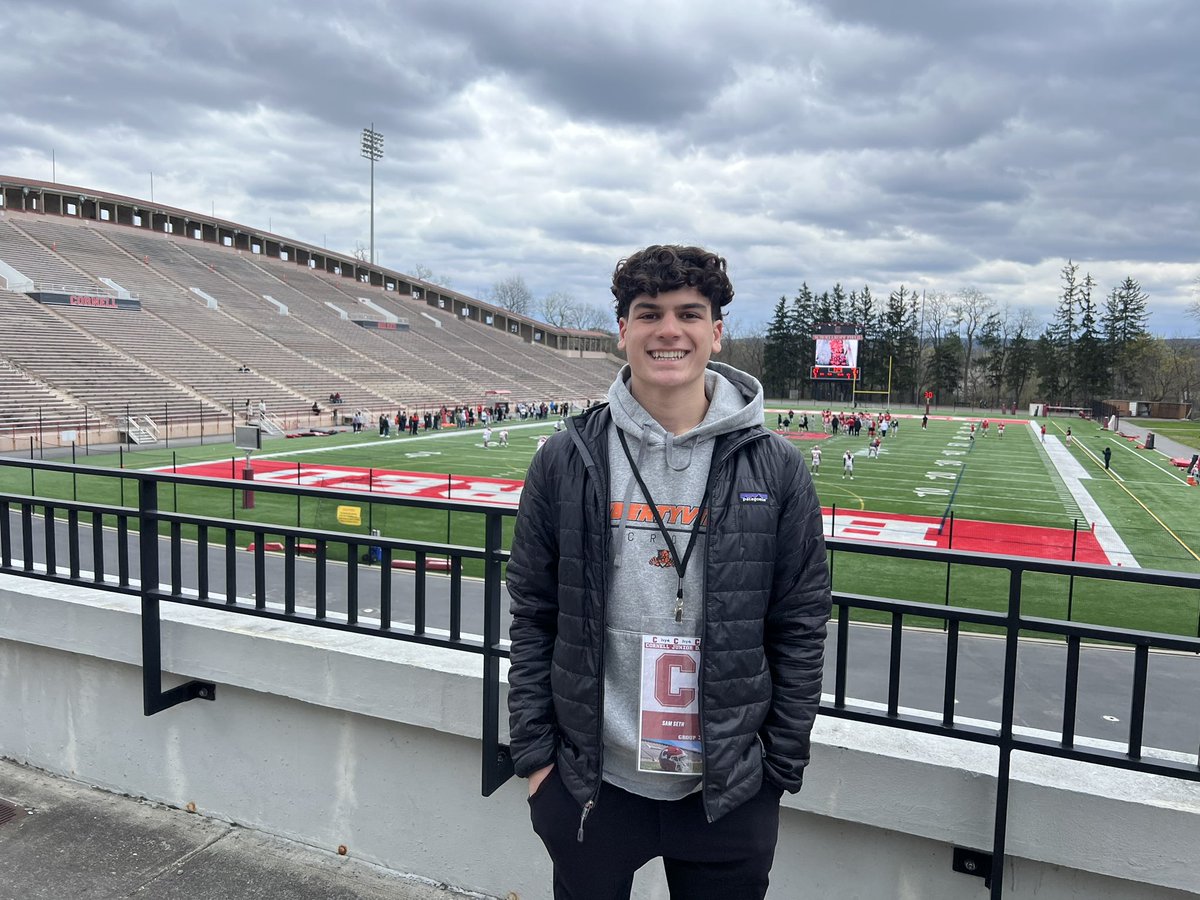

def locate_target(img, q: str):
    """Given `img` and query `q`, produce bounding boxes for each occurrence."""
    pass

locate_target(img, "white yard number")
[914,487,951,498]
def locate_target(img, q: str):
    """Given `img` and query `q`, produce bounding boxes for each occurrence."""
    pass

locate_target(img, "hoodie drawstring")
[613,423,650,568]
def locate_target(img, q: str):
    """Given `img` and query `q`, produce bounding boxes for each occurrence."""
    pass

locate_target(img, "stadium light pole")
[360,124,384,265]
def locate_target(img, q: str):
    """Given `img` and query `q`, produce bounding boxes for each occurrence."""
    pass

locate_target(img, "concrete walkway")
[0,759,494,900]
[1108,418,1198,464]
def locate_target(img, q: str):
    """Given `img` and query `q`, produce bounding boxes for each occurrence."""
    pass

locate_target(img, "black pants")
[528,768,782,900]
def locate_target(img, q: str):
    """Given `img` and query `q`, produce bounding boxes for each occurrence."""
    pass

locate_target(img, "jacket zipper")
[699,429,770,823]
[569,411,610,842]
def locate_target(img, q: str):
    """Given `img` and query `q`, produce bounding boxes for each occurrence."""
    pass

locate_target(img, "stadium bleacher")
[0,201,619,444]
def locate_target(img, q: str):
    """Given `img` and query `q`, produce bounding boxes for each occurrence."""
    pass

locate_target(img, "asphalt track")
[10,508,1199,759]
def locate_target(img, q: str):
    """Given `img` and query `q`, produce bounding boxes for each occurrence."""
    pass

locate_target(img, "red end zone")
[825,508,1110,564]
[170,460,525,507]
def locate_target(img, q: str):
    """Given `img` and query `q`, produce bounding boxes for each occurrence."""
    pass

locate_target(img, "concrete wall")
[2,576,1197,899]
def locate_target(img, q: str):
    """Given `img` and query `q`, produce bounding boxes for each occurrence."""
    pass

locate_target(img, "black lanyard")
[617,429,714,622]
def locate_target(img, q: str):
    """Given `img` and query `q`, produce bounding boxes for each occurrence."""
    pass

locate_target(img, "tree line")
[724,265,1198,407]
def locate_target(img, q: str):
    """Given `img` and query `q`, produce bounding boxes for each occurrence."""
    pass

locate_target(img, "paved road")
[9,507,1199,758]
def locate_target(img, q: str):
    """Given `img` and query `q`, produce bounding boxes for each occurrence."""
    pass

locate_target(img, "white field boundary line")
[1031,423,1138,568]
[1109,433,1191,484]
[140,420,557,472]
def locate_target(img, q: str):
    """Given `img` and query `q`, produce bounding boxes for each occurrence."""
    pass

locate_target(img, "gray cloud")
[1,0,1197,335]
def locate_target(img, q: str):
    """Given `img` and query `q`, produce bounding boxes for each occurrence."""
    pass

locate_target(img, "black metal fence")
[0,456,1197,899]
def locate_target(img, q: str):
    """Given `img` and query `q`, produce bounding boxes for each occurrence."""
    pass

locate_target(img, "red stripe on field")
[823,507,1110,564]
[170,460,525,507]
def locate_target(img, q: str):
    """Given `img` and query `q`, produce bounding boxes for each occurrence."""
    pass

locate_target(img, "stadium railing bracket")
[138,478,217,716]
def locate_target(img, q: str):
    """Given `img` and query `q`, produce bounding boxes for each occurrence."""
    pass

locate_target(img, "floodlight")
[360,124,385,264]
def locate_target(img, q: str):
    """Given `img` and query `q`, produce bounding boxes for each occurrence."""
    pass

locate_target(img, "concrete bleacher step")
[0,209,621,435]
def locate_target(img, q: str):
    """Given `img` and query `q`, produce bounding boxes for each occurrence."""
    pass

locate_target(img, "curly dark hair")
[610,245,734,321]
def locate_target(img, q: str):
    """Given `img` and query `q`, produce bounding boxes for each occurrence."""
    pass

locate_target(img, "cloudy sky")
[2,0,1197,335]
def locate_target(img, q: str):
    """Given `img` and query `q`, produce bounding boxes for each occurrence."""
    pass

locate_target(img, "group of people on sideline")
[327,399,585,437]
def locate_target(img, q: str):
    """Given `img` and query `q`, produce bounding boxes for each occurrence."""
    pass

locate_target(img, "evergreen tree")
[831,283,847,323]
[1074,273,1108,403]
[1005,324,1035,407]
[787,285,816,348]
[906,291,922,402]
[1048,261,1080,401]
[813,290,834,326]
[762,296,793,399]
[932,335,964,399]
[850,286,876,388]
[1104,276,1151,395]
[881,286,917,399]
[790,284,817,390]
[1035,331,1062,402]
[978,311,1006,406]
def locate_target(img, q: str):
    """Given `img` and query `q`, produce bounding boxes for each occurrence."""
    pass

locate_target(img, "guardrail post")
[989,563,1024,899]
[480,510,513,795]
[139,474,216,715]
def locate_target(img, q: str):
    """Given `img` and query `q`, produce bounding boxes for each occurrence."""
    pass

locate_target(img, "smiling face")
[617,287,723,407]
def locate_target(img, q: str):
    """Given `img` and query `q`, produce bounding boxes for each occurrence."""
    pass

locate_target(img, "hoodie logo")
[740,492,769,503]
[649,549,675,568]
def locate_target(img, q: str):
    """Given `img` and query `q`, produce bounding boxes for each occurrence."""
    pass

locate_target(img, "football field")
[5,410,1200,636]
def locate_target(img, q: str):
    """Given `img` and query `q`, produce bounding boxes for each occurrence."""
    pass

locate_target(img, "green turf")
[1133,419,1200,452]
[3,412,1200,637]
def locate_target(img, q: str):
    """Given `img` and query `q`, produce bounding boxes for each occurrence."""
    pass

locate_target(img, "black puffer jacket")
[507,403,830,823]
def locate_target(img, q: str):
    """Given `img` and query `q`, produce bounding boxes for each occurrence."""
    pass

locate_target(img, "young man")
[842,449,855,479]
[498,428,509,447]
[811,443,822,476]
[507,245,830,900]
[481,425,493,447]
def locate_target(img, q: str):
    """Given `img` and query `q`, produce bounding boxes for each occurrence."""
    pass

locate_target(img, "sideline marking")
[1031,423,1137,567]
[1073,437,1200,565]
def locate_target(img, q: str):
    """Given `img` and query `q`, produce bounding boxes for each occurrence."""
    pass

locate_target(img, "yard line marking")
[1031,424,1136,567]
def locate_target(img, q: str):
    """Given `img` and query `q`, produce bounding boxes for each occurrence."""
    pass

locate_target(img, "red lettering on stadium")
[69,295,118,308]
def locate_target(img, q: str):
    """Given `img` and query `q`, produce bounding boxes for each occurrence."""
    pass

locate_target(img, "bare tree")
[714,315,765,382]
[408,263,452,288]
[571,303,615,332]
[488,276,533,315]
[920,290,953,389]
[540,291,614,332]
[540,290,577,327]
[353,241,369,262]
[954,287,993,403]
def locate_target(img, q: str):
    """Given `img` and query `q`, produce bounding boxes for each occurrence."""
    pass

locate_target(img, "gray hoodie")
[601,362,766,800]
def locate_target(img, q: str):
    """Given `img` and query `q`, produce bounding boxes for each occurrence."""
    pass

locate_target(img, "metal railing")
[0,456,1197,898]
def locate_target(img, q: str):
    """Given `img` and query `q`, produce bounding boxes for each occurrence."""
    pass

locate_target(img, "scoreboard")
[812,322,862,382]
